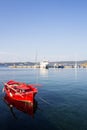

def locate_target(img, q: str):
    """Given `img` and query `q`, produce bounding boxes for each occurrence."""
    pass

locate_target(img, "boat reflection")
[3,94,38,118]
[40,68,48,76]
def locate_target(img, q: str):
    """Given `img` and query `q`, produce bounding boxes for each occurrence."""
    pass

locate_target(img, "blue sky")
[0,0,87,62]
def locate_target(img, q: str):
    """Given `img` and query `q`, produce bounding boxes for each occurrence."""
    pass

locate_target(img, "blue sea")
[0,67,87,130]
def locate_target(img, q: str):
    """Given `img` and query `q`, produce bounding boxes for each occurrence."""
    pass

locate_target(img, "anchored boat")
[40,60,49,69]
[3,80,38,103]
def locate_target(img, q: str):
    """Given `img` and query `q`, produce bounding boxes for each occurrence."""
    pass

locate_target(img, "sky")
[0,0,87,62]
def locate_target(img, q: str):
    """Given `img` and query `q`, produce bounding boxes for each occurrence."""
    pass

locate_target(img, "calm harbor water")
[0,67,87,130]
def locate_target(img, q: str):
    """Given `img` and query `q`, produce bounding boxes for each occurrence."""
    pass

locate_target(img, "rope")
[38,97,51,105]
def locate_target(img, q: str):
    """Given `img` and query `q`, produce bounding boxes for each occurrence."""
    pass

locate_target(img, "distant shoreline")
[0,60,87,68]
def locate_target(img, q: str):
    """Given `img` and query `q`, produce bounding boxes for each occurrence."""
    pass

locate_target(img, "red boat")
[3,80,38,104]
[3,94,38,118]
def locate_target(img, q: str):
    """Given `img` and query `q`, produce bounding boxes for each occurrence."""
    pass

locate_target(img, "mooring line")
[38,97,51,105]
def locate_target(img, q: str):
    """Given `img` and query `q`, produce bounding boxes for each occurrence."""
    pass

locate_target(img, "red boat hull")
[3,80,38,104]
[4,94,38,117]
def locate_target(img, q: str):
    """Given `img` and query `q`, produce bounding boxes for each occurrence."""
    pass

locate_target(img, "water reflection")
[39,68,48,76]
[3,94,38,118]
[74,68,78,80]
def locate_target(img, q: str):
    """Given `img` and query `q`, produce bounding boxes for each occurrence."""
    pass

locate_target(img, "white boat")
[40,60,49,69]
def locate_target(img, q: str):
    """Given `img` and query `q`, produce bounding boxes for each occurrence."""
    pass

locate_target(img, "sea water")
[0,67,87,130]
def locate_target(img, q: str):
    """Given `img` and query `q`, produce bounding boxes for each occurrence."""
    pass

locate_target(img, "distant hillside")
[0,62,35,67]
[50,60,87,66]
